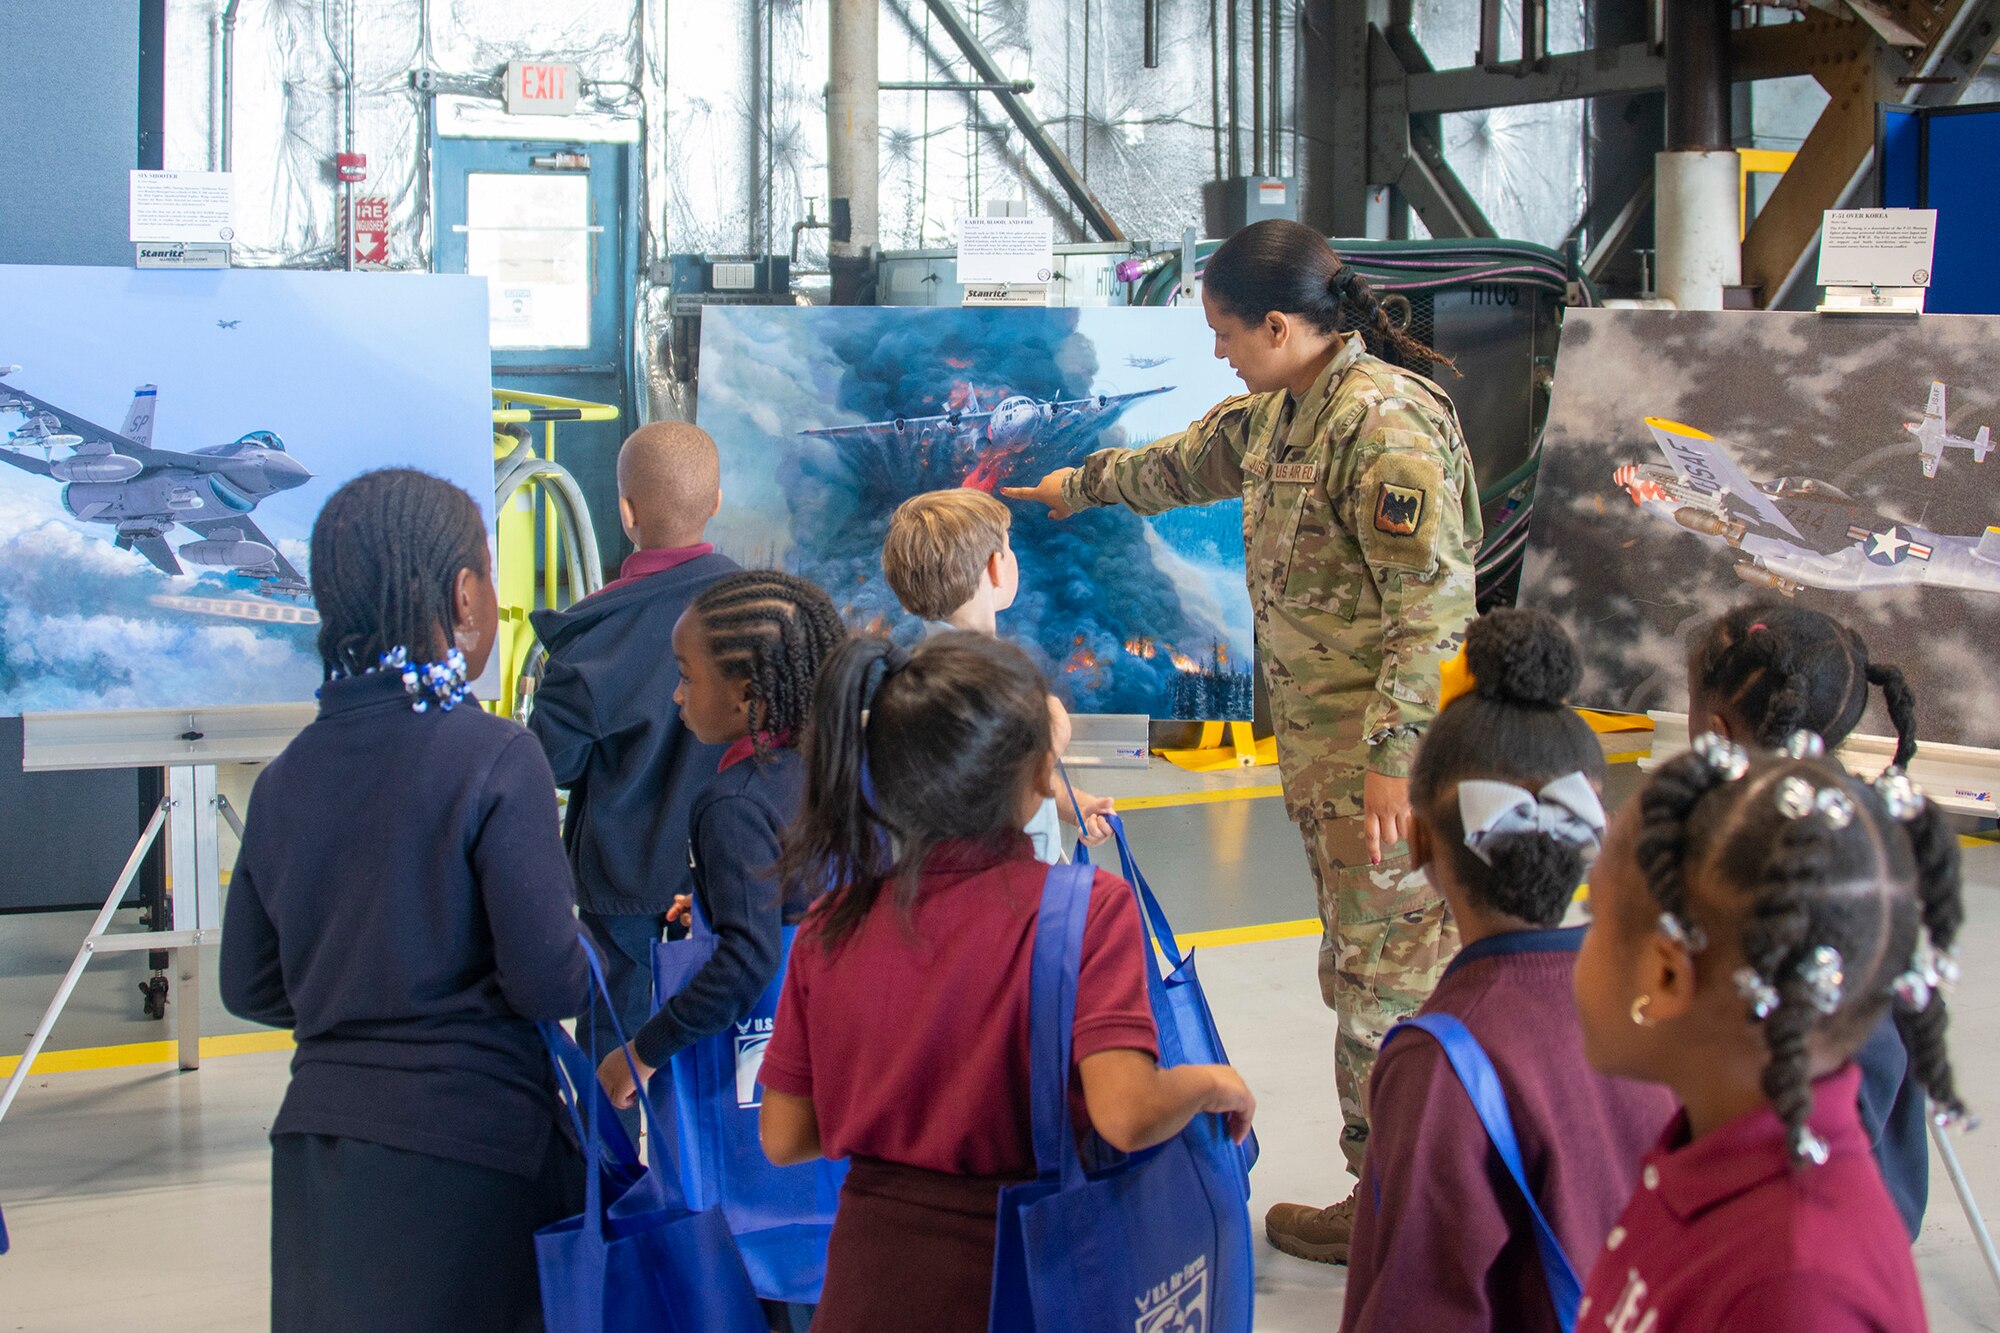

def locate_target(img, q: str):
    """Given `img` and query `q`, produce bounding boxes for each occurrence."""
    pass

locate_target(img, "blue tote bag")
[652,907,846,1305]
[1381,1014,1583,1333]
[989,863,1256,1333]
[535,944,766,1333]
[1075,810,1259,1177]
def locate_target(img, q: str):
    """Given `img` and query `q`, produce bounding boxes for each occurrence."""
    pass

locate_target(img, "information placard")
[129,171,235,244]
[956,216,1055,285]
[1816,209,1937,289]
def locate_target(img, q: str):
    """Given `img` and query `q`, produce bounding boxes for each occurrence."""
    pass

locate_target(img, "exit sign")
[505,61,580,116]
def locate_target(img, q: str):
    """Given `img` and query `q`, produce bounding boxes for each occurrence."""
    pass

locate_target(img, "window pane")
[466,172,592,350]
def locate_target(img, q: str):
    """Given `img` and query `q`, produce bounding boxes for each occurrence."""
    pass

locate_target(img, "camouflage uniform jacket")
[1060,334,1481,820]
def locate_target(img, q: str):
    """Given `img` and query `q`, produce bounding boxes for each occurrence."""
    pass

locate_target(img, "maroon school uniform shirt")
[1344,928,1678,1333]
[1578,1063,1925,1333]
[758,834,1158,1176]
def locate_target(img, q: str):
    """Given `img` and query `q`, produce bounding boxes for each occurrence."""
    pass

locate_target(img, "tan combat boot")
[1264,1195,1356,1265]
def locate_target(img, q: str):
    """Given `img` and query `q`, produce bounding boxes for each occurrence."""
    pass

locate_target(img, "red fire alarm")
[336,153,367,183]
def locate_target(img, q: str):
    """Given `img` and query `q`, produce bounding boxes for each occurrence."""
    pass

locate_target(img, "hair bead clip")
[1775,775,1817,820]
[1733,966,1780,1020]
[1875,771,1927,822]
[1891,967,1934,1014]
[1690,732,1750,782]
[1814,786,1856,830]
[1791,1125,1831,1166]
[1799,945,1845,1015]
[1657,911,1708,953]
[1934,1105,1982,1133]
[1780,730,1827,760]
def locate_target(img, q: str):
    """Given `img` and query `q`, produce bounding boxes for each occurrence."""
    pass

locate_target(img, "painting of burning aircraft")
[697,305,1255,719]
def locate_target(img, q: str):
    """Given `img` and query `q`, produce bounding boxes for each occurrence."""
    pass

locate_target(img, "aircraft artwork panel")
[697,305,1257,719]
[0,264,493,716]
[1520,307,2000,751]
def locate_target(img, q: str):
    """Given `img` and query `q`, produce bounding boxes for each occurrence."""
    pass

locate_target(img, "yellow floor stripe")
[1115,784,1285,812]
[1175,917,1321,950]
[0,1029,293,1078]
[1605,750,1650,765]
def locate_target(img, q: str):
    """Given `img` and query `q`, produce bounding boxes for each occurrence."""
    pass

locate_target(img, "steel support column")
[828,0,879,304]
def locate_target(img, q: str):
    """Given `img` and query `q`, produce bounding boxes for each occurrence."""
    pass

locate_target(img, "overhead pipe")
[220,0,241,172]
[1144,0,1160,69]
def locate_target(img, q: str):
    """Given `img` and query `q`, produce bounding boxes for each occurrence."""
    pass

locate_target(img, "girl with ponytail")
[1686,601,1931,1237]
[1005,218,1481,1258]
[1342,610,1676,1331]
[1570,739,1963,1330]
[755,632,1254,1333]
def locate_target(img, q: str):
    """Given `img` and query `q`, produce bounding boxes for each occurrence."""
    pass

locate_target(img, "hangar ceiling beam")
[1741,0,2000,307]
[916,0,1126,242]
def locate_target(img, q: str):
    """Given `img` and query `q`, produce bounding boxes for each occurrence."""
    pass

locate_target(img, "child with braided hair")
[221,470,588,1330]
[1688,602,1933,1237]
[1342,609,1675,1333]
[1572,735,1967,1331]
[597,570,847,1104]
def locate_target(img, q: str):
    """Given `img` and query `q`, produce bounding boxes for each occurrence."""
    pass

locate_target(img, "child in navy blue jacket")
[529,422,739,1059]
[221,470,588,1332]
[597,570,847,1102]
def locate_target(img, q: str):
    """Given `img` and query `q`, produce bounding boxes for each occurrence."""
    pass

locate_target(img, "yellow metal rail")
[491,388,619,716]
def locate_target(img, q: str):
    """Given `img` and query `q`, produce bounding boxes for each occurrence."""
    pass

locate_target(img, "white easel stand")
[0,705,309,1127]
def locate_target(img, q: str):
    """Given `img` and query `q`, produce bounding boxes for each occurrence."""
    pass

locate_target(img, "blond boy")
[883,489,1114,859]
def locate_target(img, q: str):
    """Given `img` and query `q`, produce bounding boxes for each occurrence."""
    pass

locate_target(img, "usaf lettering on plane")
[1613,415,2000,599]
[0,369,311,589]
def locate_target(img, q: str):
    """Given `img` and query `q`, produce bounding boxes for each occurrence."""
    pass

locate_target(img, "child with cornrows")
[597,570,847,1102]
[1572,733,1967,1329]
[756,632,1256,1333]
[1342,610,1676,1333]
[221,470,588,1331]
[1685,602,1930,1236]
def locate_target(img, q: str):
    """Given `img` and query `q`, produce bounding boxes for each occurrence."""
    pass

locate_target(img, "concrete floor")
[3,753,2000,1329]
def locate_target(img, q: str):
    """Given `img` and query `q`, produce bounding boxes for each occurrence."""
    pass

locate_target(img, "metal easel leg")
[1931,1112,2000,1302]
[0,799,170,1126]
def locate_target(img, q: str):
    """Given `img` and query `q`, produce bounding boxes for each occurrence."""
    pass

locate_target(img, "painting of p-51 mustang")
[0,264,494,717]
[1521,307,2000,750]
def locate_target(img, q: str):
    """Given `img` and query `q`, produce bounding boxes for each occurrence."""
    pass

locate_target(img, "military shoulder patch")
[1374,481,1426,535]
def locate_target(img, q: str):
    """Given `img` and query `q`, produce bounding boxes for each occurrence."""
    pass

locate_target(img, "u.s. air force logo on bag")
[1134,1255,1208,1333]
[735,1016,774,1109]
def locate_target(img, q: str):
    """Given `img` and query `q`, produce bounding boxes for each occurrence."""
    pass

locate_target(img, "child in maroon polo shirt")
[754,632,1257,1333]
[1342,610,1677,1333]
[1572,736,1970,1332]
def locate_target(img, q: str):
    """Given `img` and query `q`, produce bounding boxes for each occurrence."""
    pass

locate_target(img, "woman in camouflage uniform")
[1004,220,1481,1263]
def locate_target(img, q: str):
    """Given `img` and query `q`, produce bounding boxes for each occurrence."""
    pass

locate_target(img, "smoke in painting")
[696,305,1256,718]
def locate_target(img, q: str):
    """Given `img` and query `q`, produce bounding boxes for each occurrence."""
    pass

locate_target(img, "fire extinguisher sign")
[354,196,390,267]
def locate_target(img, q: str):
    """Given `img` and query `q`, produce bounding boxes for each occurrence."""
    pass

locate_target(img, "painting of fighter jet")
[799,385,1170,493]
[1905,381,1991,478]
[0,371,311,588]
[1614,416,2000,597]
[1521,307,2000,750]
[1127,355,1171,369]
[697,305,1257,719]
[0,263,493,717]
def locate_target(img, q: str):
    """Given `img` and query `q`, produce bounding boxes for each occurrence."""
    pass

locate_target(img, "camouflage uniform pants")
[1297,812,1460,1179]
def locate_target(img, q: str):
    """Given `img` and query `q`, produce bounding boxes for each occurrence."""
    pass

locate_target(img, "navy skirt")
[270,1130,583,1333]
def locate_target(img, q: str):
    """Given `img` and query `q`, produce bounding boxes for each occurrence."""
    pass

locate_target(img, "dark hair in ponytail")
[688,571,845,756]
[1411,609,1606,926]
[1633,748,1967,1164]
[311,468,487,677]
[779,631,1052,951]
[1690,603,1918,769]
[1203,219,1456,374]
